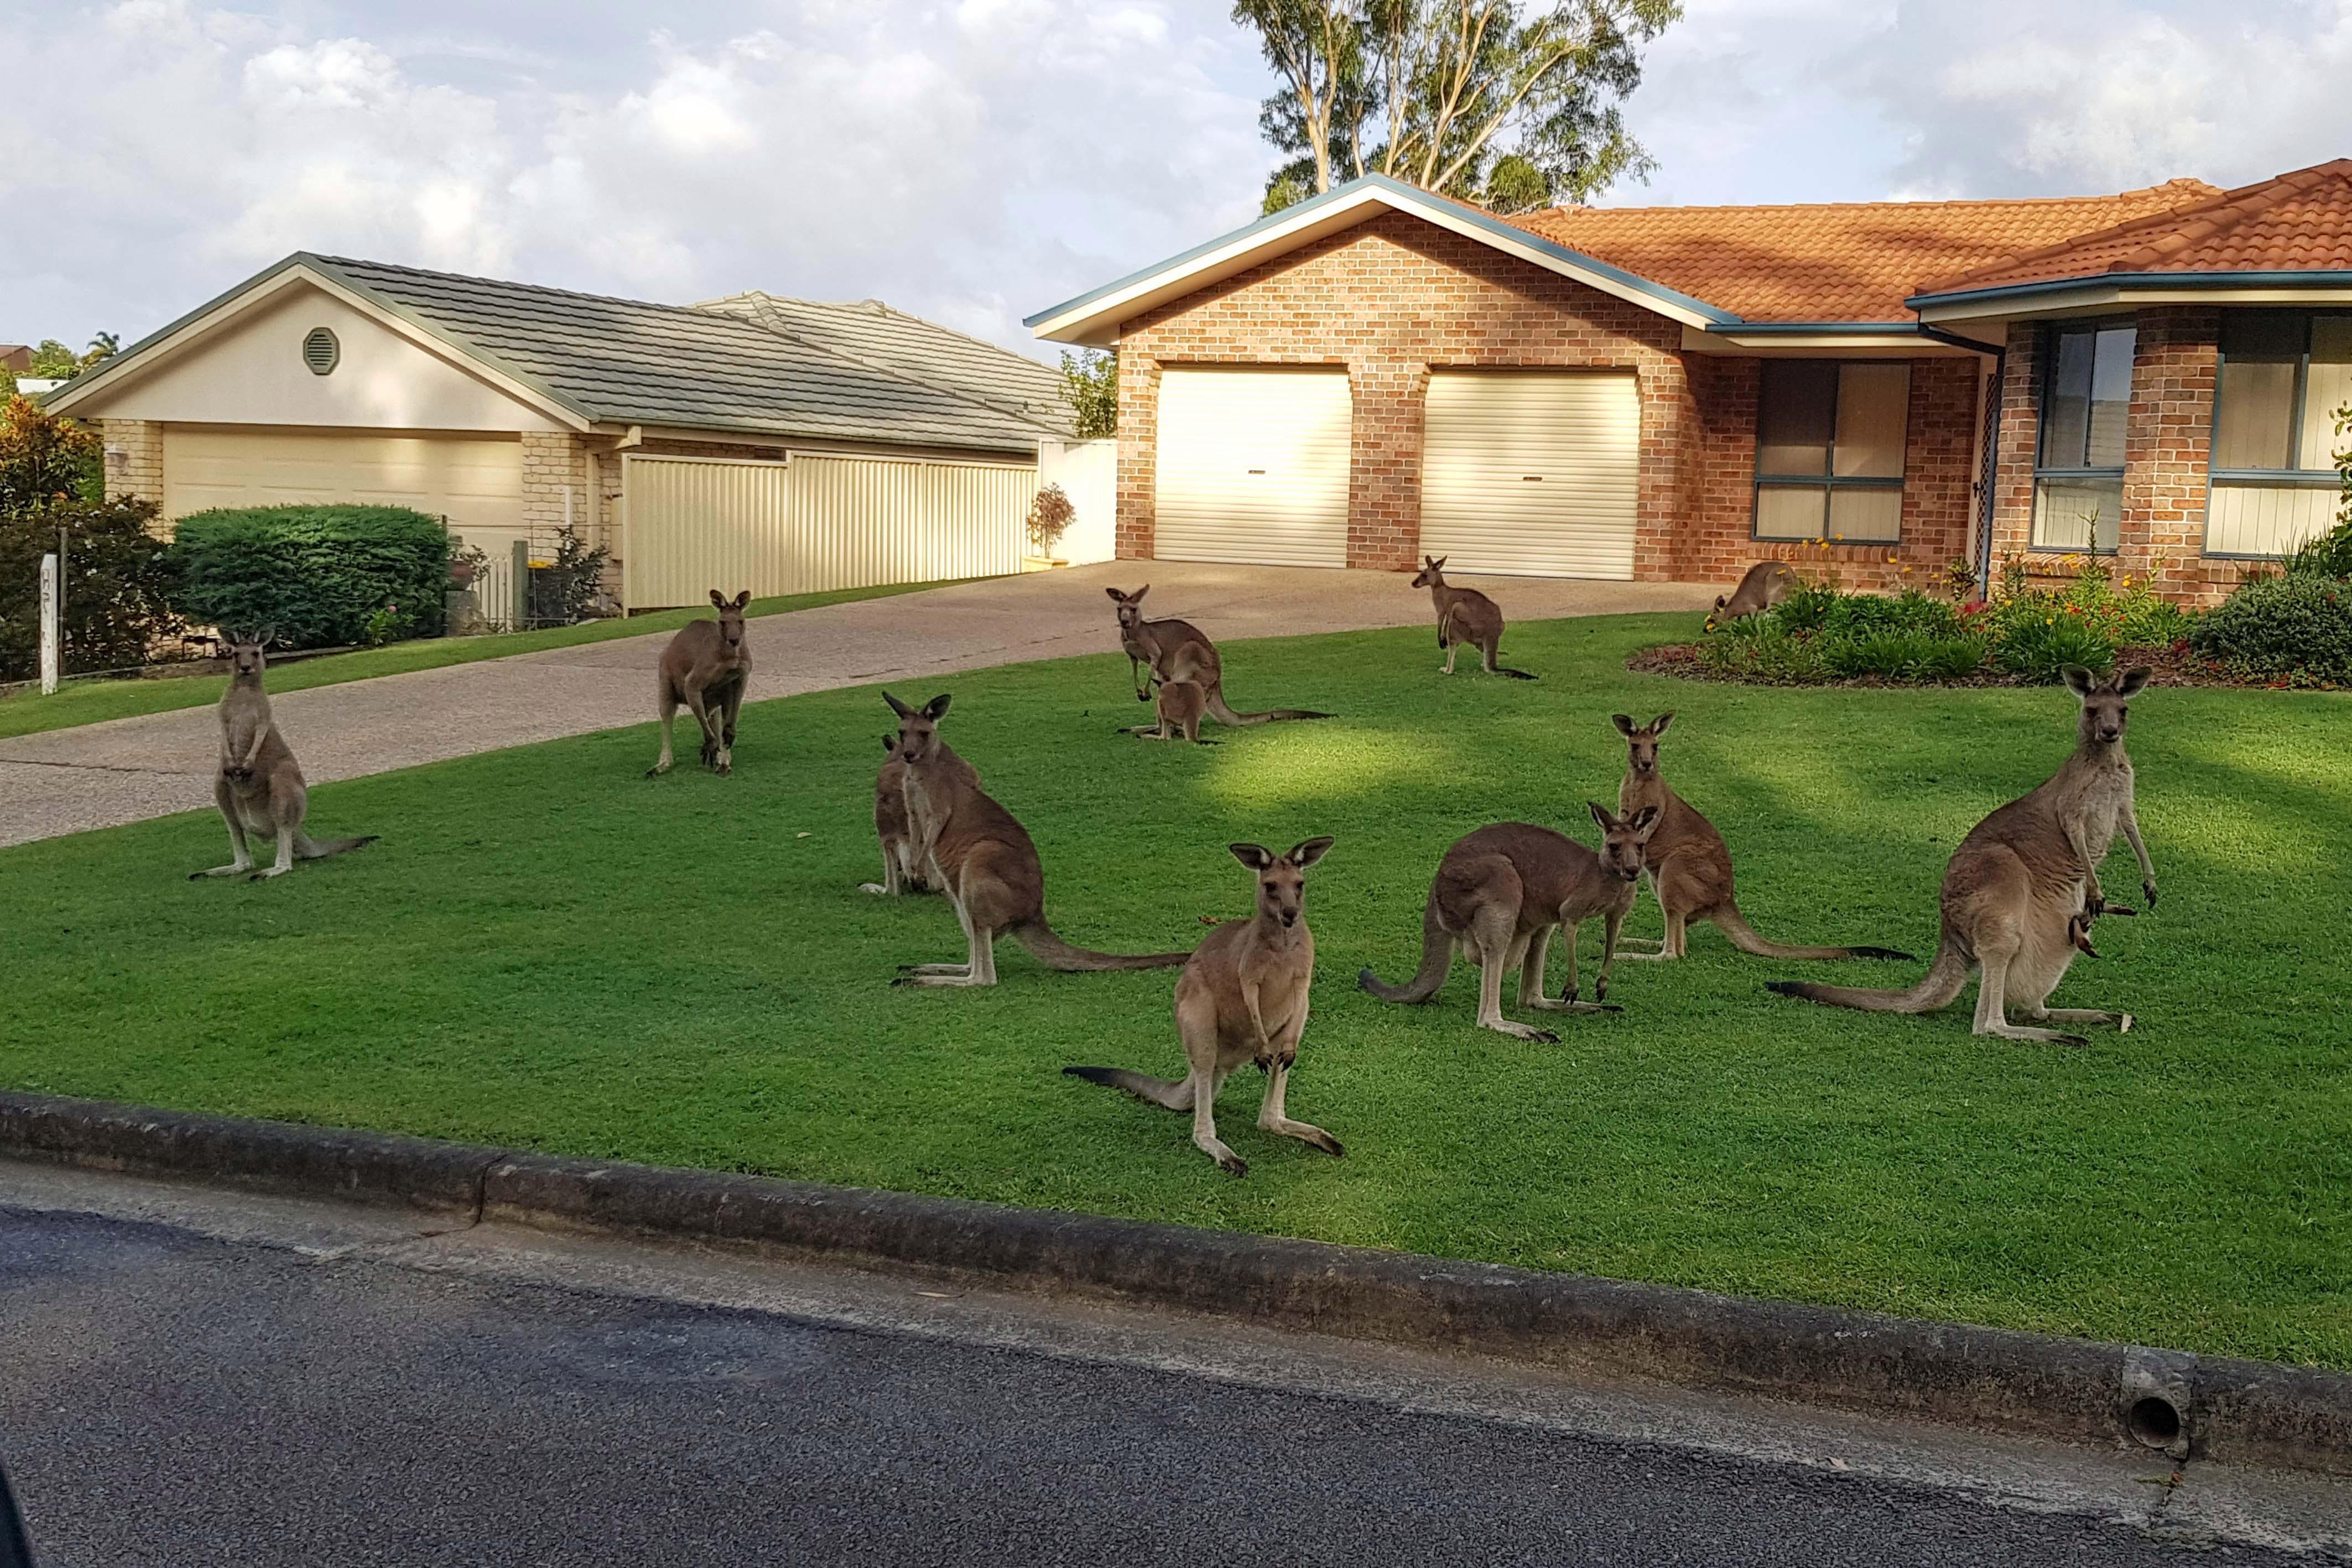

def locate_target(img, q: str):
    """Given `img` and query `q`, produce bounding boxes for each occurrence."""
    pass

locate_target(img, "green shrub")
[1991,609,2116,682]
[0,497,181,681]
[2289,518,2352,580]
[166,504,450,649]
[2188,572,2352,683]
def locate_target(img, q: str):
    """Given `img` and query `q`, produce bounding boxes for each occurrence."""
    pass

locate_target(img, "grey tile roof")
[698,291,1074,433]
[308,256,1072,455]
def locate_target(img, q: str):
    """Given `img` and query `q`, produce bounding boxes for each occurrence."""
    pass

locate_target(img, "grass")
[3,612,2348,1368]
[0,578,961,741]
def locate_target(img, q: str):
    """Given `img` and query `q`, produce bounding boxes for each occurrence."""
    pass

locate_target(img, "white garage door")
[161,426,525,534]
[1420,372,1640,579]
[1155,368,1351,568]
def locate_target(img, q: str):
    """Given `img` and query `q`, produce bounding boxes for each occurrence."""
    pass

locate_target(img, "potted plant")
[1024,483,1075,572]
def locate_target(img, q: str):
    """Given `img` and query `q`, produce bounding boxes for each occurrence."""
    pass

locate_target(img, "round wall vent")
[303,327,340,376]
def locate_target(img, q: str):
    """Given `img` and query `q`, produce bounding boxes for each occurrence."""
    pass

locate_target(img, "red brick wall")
[1113,210,1980,590]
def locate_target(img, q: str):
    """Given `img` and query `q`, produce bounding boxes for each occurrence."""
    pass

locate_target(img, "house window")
[2205,311,2350,558]
[1752,361,1909,544]
[2031,321,2135,552]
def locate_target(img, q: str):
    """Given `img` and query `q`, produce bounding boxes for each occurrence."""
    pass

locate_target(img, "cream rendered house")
[48,254,1086,611]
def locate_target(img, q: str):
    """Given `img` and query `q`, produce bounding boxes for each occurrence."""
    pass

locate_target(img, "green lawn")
[0,579,960,741]
[3,612,2347,1367]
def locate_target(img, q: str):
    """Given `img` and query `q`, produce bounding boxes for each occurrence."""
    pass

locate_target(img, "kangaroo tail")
[1205,690,1330,726]
[1062,1065,1190,1109]
[1013,919,1190,972]
[1766,941,1969,1013]
[295,834,378,861]
[1358,893,1451,1004]
[1491,665,1537,681]
[1714,901,1913,962]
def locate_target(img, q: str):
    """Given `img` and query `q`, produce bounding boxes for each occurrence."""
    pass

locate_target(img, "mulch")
[1625,641,2341,692]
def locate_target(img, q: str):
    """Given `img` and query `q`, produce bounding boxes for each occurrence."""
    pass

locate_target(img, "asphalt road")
[1,1176,2343,1567]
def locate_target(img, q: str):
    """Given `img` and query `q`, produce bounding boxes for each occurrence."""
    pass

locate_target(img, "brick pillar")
[2119,307,2218,601]
[1347,358,1425,570]
[519,431,590,536]
[1115,354,1158,560]
[100,418,163,511]
[1986,322,2043,581]
[1634,355,1694,581]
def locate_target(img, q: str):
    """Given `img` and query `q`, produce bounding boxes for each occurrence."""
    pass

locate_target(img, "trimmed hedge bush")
[166,505,450,649]
[2188,571,2352,684]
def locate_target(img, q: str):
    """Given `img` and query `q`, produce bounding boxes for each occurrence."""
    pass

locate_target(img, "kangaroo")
[1104,586,1329,728]
[190,635,376,882]
[1136,678,1215,745]
[1359,804,1657,1042]
[647,590,752,778]
[864,732,981,895]
[1705,561,1798,633]
[1768,666,2156,1045]
[1613,712,1913,964]
[883,691,1191,986]
[1411,556,1535,679]
[1065,838,1340,1176]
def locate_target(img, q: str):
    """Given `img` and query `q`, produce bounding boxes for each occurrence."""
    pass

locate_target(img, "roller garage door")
[160,426,525,533]
[1419,371,1640,579]
[1154,368,1351,567]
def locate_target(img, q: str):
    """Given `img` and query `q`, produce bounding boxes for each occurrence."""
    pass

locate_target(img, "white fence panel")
[1038,438,1117,564]
[623,455,793,608]
[787,455,1031,591]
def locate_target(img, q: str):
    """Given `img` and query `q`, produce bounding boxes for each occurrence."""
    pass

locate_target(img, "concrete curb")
[6,1088,2348,1477]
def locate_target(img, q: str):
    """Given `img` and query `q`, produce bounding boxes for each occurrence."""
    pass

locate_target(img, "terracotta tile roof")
[1918,160,2352,296]
[1506,180,2221,322]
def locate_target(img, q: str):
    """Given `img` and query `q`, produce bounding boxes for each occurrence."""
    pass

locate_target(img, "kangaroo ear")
[1652,711,1675,735]
[881,733,898,754]
[2113,666,2153,698]
[1611,713,1637,737]
[709,590,727,609]
[733,590,751,610]
[1229,842,1274,871]
[882,691,914,718]
[2062,665,2097,697]
[1714,595,1727,610]
[923,694,953,721]
[1105,587,1127,603]
[1432,557,1446,570]
[1133,584,1149,601]
[1630,805,1661,836]
[1588,800,1615,833]
[1287,836,1335,869]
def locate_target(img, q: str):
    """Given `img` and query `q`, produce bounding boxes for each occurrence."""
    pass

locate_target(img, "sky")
[5,0,2349,365]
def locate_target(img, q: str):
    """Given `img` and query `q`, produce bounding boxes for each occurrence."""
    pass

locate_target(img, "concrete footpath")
[0,561,1711,847]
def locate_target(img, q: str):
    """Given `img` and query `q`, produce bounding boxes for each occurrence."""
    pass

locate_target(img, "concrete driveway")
[0,561,1711,847]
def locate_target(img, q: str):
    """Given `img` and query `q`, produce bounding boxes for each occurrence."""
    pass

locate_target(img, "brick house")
[1027,159,2352,604]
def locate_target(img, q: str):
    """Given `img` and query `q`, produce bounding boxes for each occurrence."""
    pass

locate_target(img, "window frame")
[1749,358,1909,547]
[2029,318,2136,556]
[2202,310,2347,561]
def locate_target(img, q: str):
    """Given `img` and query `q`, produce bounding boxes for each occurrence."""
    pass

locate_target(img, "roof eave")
[1685,321,1995,356]
[1909,269,2352,322]
[1024,174,1738,344]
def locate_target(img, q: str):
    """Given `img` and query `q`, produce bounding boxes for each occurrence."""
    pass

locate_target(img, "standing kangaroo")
[1359,804,1656,1041]
[1065,838,1341,1176]
[1136,679,1214,745]
[884,691,1191,986]
[862,734,968,896]
[190,635,375,881]
[1769,666,2156,1044]
[1411,556,1535,679]
[1704,561,1798,633]
[647,590,752,778]
[1614,712,1913,964]
[1104,586,1329,728]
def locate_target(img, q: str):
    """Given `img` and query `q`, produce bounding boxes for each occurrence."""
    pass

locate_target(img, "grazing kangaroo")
[1359,804,1657,1042]
[1705,561,1798,633]
[883,691,1190,986]
[1065,838,1341,1176]
[1104,586,1329,728]
[1769,666,2157,1045]
[1614,712,1913,964]
[190,635,376,881]
[1136,679,1214,745]
[647,590,752,778]
[1410,556,1534,679]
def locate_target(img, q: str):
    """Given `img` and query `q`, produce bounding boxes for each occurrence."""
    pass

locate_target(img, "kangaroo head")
[1612,711,1674,778]
[226,629,273,682]
[1230,837,1334,930]
[1411,555,1447,588]
[2064,665,2151,747]
[1704,595,1728,634]
[1588,801,1661,882]
[707,589,751,650]
[1106,585,1150,633]
[883,690,953,763]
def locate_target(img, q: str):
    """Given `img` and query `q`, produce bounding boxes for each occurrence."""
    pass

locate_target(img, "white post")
[38,552,61,695]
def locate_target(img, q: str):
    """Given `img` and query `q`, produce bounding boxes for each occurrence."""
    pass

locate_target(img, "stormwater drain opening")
[2128,1395,2184,1450]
